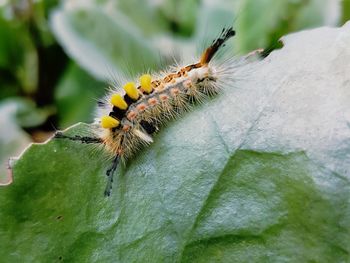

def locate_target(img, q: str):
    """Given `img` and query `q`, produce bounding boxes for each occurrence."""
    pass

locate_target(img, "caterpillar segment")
[102,63,219,158]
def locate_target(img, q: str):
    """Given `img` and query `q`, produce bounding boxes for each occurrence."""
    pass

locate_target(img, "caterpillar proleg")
[55,27,238,196]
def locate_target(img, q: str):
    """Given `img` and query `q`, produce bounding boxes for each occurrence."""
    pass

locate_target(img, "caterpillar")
[55,27,237,196]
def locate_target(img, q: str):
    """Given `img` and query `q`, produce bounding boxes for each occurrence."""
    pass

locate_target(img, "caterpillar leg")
[104,155,120,197]
[54,131,102,144]
[140,120,157,134]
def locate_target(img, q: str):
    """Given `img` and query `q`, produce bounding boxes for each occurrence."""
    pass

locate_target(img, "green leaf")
[49,0,203,81]
[235,0,341,53]
[1,22,350,262]
[0,16,38,94]
[50,2,163,80]
[0,100,31,185]
[195,0,238,44]
[157,0,198,36]
[12,98,54,128]
[342,0,350,24]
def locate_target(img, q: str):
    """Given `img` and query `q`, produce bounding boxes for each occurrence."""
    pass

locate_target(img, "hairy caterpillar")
[55,27,237,196]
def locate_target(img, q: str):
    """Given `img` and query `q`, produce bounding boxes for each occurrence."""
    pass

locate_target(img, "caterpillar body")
[55,27,237,196]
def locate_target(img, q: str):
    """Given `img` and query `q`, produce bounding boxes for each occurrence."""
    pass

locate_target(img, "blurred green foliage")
[0,0,349,182]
